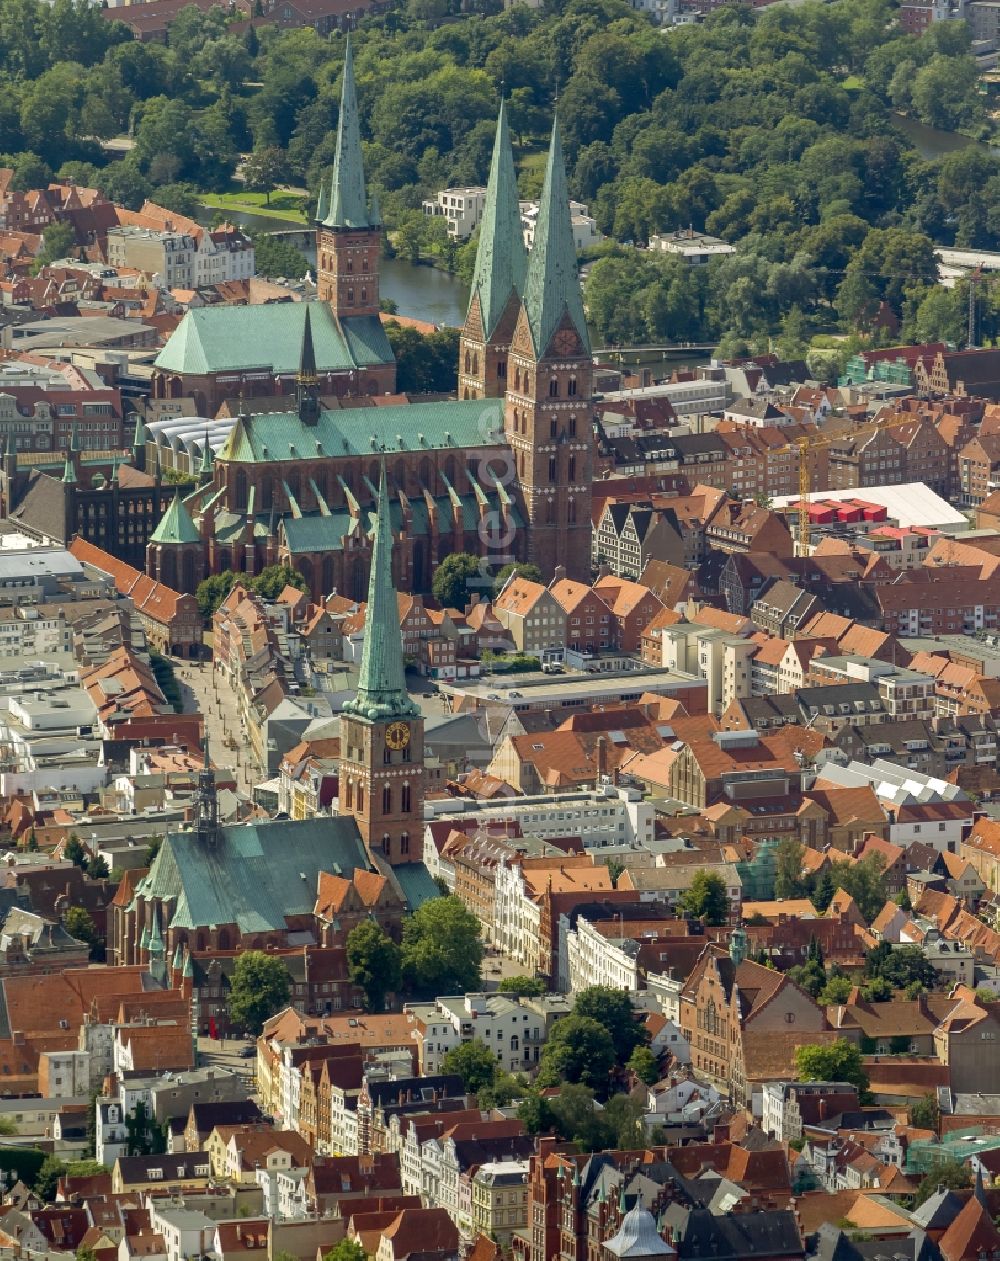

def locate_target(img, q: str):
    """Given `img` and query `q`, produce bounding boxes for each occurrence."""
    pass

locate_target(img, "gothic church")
[144,41,594,598]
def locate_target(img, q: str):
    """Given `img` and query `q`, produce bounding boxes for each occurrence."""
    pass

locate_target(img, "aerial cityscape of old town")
[9,0,1000,1257]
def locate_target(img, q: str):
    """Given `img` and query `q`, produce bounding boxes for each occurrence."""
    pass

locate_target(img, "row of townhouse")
[493,573,664,657]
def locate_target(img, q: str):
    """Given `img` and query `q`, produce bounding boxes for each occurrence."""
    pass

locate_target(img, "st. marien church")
[142,40,594,599]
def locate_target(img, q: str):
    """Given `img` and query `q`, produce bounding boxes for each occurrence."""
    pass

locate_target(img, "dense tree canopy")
[227,950,291,1033]
[401,895,483,997]
[0,0,994,357]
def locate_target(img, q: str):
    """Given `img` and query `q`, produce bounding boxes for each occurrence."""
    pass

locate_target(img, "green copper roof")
[154,303,392,376]
[343,462,419,723]
[469,99,527,342]
[62,455,77,485]
[217,396,503,463]
[279,486,524,555]
[153,302,390,375]
[150,488,201,545]
[318,38,372,230]
[132,817,371,932]
[521,116,590,358]
[132,414,147,451]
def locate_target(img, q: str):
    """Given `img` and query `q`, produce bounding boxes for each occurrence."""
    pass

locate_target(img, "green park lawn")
[199,190,308,222]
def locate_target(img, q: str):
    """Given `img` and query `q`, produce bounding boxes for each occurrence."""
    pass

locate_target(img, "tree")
[818,974,853,1006]
[64,836,88,868]
[346,921,401,1012]
[865,942,939,992]
[34,1155,68,1203]
[64,907,100,959]
[517,1089,555,1136]
[227,950,291,1034]
[87,855,109,880]
[915,1156,970,1206]
[251,563,307,601]
[196,572,238,621]
[574,986,647,1065]
[498,975,546,996]
[33,219,76,273]
[795,1037,870,1101]
[774,837,807,900]
[144,837,163,868]
[243,145,289,204]
[251,232,308,280]
[679,869,729,926]
[494,563,542,591]
[547,1081,613,1147]
[537,1015,616,1097]
[432,552,488,610]
[909,1092,940,1132]
[441,1039,498,1095]
[627,1045,660,1086]
[324,1242,366,1261]
[827,853,887,923]
[401,895,483,998]
[604,1093,646,1149]
[384,323,460,394]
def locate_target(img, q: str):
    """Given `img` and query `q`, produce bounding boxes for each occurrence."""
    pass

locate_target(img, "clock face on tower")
[385,721,411,751]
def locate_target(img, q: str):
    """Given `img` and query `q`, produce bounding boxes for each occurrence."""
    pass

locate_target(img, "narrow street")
[172,655,262,795]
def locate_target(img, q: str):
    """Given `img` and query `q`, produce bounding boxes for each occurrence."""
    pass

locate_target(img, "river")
[197,205,470,325]
[890,112,983,159]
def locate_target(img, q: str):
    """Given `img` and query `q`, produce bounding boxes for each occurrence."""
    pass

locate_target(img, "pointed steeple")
[198,430,214,484]
[343,461,419,722]
[150,487,201,545]
[521,114,590,358]
[62,452,77,485]
[131,413,147,473]
[297,305,321,426]
[132,414,147,453]
[318,38,371,230]
[69,422,80,453]
[468,98,527,342]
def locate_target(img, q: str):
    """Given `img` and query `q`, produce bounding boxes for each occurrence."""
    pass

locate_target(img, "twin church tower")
[315,41,594,581]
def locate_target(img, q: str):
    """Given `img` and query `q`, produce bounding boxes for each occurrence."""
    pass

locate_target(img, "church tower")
[296,304,321,426]
[505,117,593,581]
[338,462,424,867]
[459,99,527,401]
[195,736,219,845]
[315,37,381,320]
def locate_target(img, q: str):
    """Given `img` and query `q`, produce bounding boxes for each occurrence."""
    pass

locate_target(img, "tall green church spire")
[343,461,418,723]
[468,98,527,342]
[318,37,371,230]
[521,114,590,357]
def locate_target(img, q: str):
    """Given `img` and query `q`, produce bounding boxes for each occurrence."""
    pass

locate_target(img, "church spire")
[521,114,589,358]
[468,97,527,343]
[318,37,371,230]
[343,461,418,723]
[195,733,219,845]
[297,305,321,425]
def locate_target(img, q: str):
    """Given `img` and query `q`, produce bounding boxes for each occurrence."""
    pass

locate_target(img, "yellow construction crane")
[781,411,933,556]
